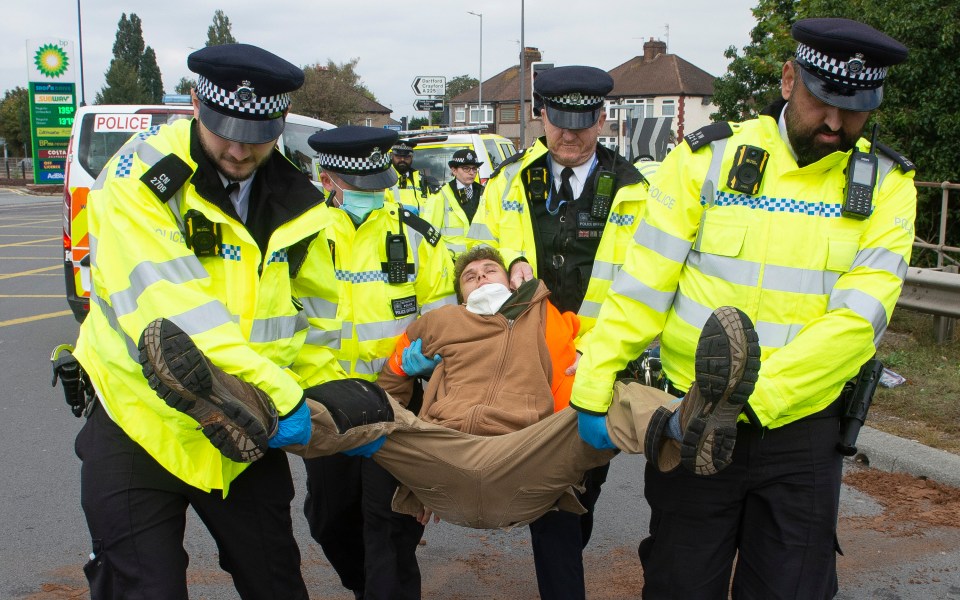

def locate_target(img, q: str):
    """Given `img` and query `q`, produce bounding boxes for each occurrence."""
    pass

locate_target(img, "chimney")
[523,47,542,64]
[643,38,667,61]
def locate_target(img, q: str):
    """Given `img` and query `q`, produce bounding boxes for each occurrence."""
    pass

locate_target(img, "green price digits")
[58,117,75,126]
[58,106,75,115]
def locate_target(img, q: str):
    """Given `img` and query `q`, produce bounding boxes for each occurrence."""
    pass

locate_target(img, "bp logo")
[34,44,69,78]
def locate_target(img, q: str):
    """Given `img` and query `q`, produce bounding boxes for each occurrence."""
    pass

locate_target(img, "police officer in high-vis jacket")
[296,126,456,600]
[422,148,485,258]
[389,139,430,212]
[572,19,915,598]
[73,44,323,599]
[464,65,652,600]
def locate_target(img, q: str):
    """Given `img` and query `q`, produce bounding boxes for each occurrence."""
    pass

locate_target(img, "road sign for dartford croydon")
[412,76,446,96]
[414,99,444,111]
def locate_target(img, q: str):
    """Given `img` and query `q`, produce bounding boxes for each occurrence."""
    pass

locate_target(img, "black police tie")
[224,181,239,198]
[558,167,574,203]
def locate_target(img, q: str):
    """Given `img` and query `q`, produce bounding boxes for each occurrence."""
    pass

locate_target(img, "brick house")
[449,41,717,156]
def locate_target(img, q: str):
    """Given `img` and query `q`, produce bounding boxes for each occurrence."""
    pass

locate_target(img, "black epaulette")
[875,142,916,173]
[400,209,441,247]
[139,154,194,202]
[287,233,319,278]
[489,149,525,180]
[683,122,734,152]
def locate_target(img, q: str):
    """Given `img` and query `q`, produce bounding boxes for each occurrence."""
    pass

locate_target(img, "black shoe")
[138,318,278,463]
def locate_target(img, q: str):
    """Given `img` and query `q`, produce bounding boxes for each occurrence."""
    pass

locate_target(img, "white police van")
[62,97,333,321]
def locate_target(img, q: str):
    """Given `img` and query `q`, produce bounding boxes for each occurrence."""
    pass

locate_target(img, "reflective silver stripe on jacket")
[609,268,676,314]
[422,294,457,313]
[306,326,342,349]
[300,296,338,320]
[356,315,416,343]
[249,312,308,344]
[107,255,212,318]
[635,220,693,264]
[852,246,908,280]
[828,288,888,345]
[467,221,495,243]
[354,357,387,375]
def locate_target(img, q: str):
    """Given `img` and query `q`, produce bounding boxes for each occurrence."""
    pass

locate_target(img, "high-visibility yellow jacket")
[74,118,332,493]
[572,111,917,428]
[421,180,482,258]
[468,138,651,343]
[388,167,429,212]
[292,200,457,387]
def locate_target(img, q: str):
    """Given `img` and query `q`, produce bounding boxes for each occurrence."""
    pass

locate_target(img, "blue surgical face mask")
[329,175,385,223]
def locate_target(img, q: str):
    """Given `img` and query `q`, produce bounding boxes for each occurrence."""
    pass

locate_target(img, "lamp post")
[467,11,482,126]
[76,0,86,106]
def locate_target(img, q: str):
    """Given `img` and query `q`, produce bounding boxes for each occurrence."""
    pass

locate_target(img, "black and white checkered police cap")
[308,126,399,191]
[448,149,483,168]
[391,140,417,156]
[534,65,613,130]
[188,44,304,144]
[792,18,908,112]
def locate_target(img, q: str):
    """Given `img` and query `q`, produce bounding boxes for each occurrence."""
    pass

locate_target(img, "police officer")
[389,139,430,210]
[296,125,456,600]
[422,148,485,258]
[463,65,651,600]
[72,44,320,599]
[571,18,915,598]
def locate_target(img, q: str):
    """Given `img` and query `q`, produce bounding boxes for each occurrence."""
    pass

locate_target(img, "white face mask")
[465,282,513,315]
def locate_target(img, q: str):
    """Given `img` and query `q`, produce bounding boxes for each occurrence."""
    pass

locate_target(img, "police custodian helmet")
[791,18,908,112]
[188,43,304,144]
[308,126,400,191]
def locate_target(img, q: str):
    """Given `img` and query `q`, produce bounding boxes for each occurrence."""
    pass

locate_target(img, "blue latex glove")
[342,436,386,458]
[402,338,441,378]
[577,412,617,450]
[402,204,420,216]
[268,401,312,448]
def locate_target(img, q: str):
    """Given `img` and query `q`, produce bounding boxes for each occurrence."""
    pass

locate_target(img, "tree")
[96,13,165,104]
[430,74,479,124]
[206,10,237,46]
[139,47,164,103]
[711,0,798,121]
[175,77,195,95]
[0,87,31,155]
[408,116,430,130]
[95,60,146,104]
[290,58,378,125]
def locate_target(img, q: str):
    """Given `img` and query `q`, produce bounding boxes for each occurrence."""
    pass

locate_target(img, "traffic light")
[530,62,554,120]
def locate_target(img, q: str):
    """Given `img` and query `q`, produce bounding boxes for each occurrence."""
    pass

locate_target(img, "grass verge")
[872,308,960,454]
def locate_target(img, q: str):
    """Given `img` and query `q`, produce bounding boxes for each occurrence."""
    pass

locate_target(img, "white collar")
[777,103,799,162]
[550,154,595,199]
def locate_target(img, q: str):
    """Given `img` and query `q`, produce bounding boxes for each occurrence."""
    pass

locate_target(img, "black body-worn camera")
[727,145,769,195]
[185,209,222,257]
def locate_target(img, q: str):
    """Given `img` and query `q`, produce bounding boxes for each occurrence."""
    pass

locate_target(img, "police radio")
[591,170,615,219]
[727,145,769,195]
[843,124,880,220]
[184,209,221,257]
[385,234,408,284]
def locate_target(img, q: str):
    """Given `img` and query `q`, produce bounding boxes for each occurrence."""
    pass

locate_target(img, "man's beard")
[394,161,411,174]
[784,103,862,167]
[199,134,270,181]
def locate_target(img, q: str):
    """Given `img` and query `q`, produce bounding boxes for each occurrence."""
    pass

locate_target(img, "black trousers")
[75,401,308,600]
[528,462,610,600]
[639,405,844,600]
[303,454,424,600]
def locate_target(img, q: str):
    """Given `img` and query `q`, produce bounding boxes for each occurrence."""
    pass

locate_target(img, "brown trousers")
[286,381,677,529]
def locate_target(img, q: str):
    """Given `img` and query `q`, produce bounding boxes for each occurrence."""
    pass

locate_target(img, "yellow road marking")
[0,237,60,248]
[0,294,63,298]
[0,265,60,279]
[0,310,73,327]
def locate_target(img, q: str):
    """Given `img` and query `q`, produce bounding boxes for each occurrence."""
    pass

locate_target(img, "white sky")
[3,0,758,120]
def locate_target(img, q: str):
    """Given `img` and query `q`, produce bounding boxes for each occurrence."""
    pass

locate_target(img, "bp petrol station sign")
[26,39,77,184]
